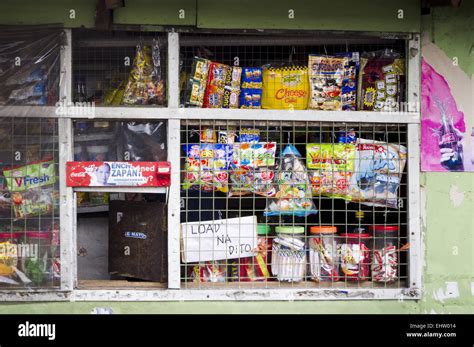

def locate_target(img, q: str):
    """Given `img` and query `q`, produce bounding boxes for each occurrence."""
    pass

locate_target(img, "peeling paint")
[433,282,460,303]
[449,185,465,207]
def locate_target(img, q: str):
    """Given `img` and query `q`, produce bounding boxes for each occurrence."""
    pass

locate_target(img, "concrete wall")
[0,0,472,313]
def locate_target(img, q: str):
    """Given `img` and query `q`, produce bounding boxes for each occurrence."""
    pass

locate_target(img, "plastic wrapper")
[309,237,339,282]
[307,143,355,199]
[308,55,346,110]
[271,236,306,282]
[122,40,166,105]
[120,121,167,162]
[3,160,58,219]
[339,242,371,281]
[240,68,262,109]
[0,28,61,106]
[203,62,230,108]
[336,52,360,111]
[228,237,272,282]
[222,66,242,109]
[200,128,217,143]
[349,139,407,208]
[357,49,405,112]
[264,145,318,217]
[262,65,309,110]
[238,128,260,143]
[185,57,211,107]
[183,144,232,193]
[188,261,227,283]
[229,142,277,197]
[372,245,397,282]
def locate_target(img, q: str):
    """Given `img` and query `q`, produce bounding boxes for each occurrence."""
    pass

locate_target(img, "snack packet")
[203,62,230,108]
[182,144,232,193]
[349,139,407,208]
[229,142,277,197]
[186,57,211,107]
[222,66,242,109]
[308,55,346,110]
[3,160,57,218]
[262,65,309,110]
[264,145,317,217]
[188,261,227,283]
[336,52,359,111]
[358,49,405,112]
[306,143,355,199]
[240,68,262,109]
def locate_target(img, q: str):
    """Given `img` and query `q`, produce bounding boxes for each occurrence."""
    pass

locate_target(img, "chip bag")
[3,160,57,218]
[262,65,309,110]
[186,57,211,107]
[264,145,317,217]
[203,62,230,108]
[240,68,262,109]
[349,139,407,208]
[306,143,355,199]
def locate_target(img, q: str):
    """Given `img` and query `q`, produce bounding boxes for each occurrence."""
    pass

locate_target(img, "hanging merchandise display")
[122,39,166,105]
[357,49,405,112]
[349,139,407,208]
[3,160,58,219]
[185,57,211,107]
[182,143,232,193]
[306,143,356,199]
[261,65,309,110]
[264,144,317,217]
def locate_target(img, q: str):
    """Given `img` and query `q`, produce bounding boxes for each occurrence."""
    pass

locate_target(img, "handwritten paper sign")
[181,216,257,263]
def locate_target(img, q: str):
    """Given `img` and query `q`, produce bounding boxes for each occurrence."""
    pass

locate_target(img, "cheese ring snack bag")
[262,65,309,110]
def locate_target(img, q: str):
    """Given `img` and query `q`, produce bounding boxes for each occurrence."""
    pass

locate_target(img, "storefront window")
[0,118,60,288]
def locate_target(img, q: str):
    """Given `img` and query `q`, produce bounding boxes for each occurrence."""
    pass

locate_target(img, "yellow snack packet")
[262,65,309,110]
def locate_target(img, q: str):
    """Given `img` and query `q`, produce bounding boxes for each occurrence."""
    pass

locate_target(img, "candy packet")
[222,66,242,109]
[308,55,346,110]
[203,62,230,108]
[240,68,262,109]
[336,52,360,111]
[348,139,407,208]
[188,261,227,283]
[306,143,355,199]
[228,142,277,197]
[182,144,232,193]
[264,144,317,217]
[358,49,405,112]
[186,57,211,107]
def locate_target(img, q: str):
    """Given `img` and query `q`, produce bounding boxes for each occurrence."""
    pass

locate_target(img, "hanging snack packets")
[222,66,242,109]
[264,145,318,217]
[358,49,405,112]
[336,52,360,111]
[3,160,57,218]
[182,144,232,193]
[229,142,277,197]
[306,143,355,199]
[349,139,407,208]
[122,42,165,105]
[203,62,230,108]
[240,68,262,109]
[261,65,309,110]
[308,55,346,110]
[238,128,260,143]
[186,57,211,107]
[200,128,217,143]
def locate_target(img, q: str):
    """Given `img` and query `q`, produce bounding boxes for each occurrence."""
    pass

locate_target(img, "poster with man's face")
[66,162,170,187]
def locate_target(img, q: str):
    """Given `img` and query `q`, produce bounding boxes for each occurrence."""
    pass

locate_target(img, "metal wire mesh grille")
[179,33,407,110]
[72,30,167,106]
[0,117,60,288]
[180,120,409,289]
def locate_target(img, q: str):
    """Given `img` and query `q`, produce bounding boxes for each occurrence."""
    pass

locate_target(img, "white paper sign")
[181,216,257,263]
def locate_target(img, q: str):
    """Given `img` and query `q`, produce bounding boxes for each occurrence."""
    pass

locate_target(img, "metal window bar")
[179,120,409,290]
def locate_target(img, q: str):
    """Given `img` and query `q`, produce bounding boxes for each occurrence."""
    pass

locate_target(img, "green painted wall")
[0,2,473,314]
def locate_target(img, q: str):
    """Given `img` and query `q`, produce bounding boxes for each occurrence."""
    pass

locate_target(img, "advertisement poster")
[421,57,473,172]
[66,161,170,187]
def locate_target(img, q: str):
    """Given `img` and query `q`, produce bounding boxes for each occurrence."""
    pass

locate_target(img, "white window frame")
[0,29,422,301]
